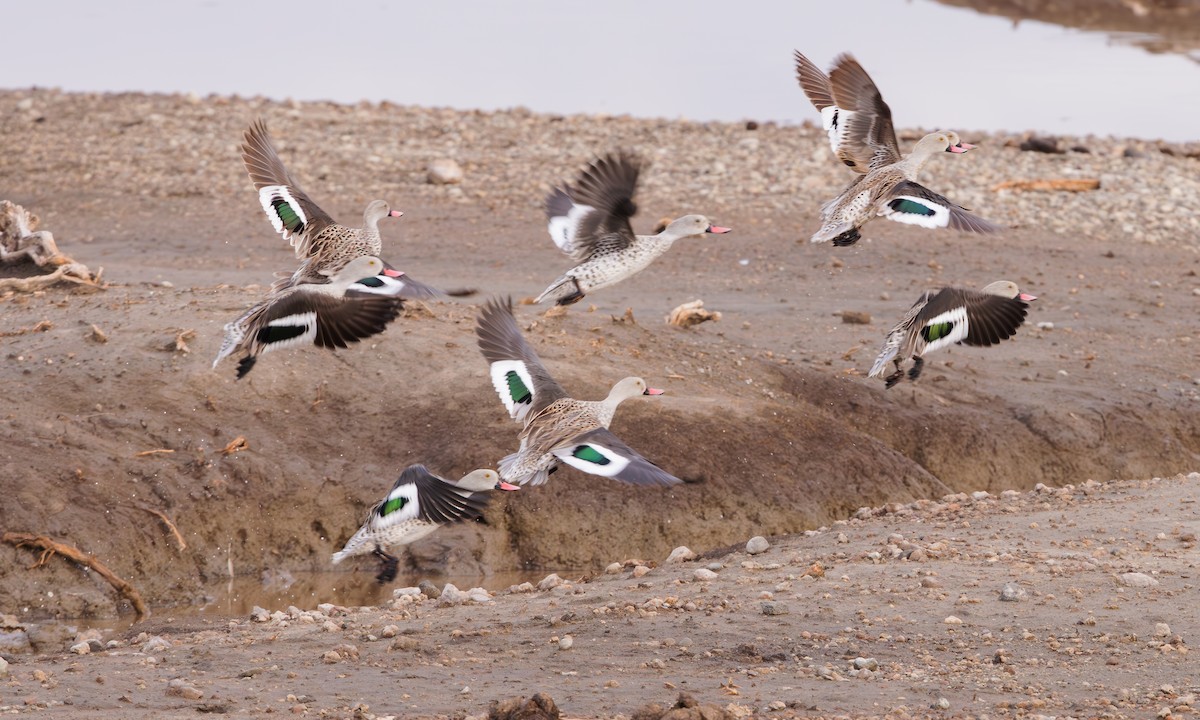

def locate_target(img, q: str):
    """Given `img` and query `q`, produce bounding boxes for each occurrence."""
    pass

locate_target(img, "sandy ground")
[3,473,1199,719]
[1,88,1199,717]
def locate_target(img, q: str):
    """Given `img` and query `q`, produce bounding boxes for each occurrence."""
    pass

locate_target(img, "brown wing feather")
[475,296,570,414]
[567,151,643,257]
[793,50,834,111]
[241,118,336,245]
[827,55,901,170]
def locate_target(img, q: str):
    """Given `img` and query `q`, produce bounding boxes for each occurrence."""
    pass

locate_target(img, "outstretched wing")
[551,428,682,487]
[241,118,337,256]
[826,54,901,172]
[475,296,569,423]
[880,180,1001,234]
[545,151,642,262]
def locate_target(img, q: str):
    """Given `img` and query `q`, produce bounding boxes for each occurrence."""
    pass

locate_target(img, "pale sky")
[4,0,1197,141]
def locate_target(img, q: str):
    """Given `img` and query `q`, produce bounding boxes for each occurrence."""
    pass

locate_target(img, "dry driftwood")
[991,178,1101,193]
[2,532,149,620]
[666,299,721,328]
[0,200,104,292]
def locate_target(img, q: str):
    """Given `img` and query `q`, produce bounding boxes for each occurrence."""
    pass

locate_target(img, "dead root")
[991,178,1101,192]
[666,300,721,328]
[2,532,150,620]
[1,200,105,293]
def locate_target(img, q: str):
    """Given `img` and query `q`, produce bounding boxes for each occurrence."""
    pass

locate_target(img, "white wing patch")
[368,483,421,530]
[489,360,536,421]
[547,202,595,256]
[258,185,308,241]
[821,105,847,154]
[261,311,318,352]
[881,195,951,229]
[553,443,632,478]
[920,307,970,353]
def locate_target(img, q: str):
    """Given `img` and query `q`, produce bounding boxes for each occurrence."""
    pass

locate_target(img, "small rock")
[631,565,651,578]
[438,583,470,606]
[250,606,270,623]
[944,615,963,625]
[767,700,786,711]
[605,562,623,574]
[1000,583,1026,602]
[166,678,203,700]
[538,574,564,591]
[558,636,574,650]
[427,158,463,185]
[666,546,696,563]
[1155,622,1172,637]
[466,587,491,603]
[142,636,171,654]
[852,657,879,671]
[971,491,990,501]
[693,568,719,581]
[70,641,91,655]
[839,310,871,325]
[418,580,441,599]
[0,656,7,678]
[1120,572,1159,588]
[760,601,789,616]
[1037,321,1055,330]
[935,697,951,710]
[380,625,399,638]
[746,536,770,555]
[322,650,342,664]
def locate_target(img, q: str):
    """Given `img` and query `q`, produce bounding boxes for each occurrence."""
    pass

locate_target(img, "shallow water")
[3,0,1198,141]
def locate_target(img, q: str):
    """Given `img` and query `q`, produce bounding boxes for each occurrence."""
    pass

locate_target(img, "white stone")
[427,158,464,185]
[693,568,719,581]
[70,641,91,655]
[944,616,963,625]
[1119,572,1159,588]
[537,573,563,590]
[142,635,171,653]
[0,656,7,677]
[558,635,574,650]
[605,562,623,574]
[1154,622,1172,637]
[438,583,470,605]
[466,587,491,603]
[666,546,696,563]
[746,536,770,555]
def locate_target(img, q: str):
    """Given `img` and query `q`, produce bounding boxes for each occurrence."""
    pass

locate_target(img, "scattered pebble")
[538,574,564,590]
[426,158,463,184]
[1000,583,1027,602]
[605,562,623,574]
[166,678,203,700]
[693,568,718,581]
[666,546,696,563]
[1119,572,1159,588]
[558,636,574,651]
[746,536,770,555]
[760,601,788,616]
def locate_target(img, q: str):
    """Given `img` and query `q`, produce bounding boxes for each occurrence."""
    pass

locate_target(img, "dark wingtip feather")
[236,356,257,380]
[614,197,637,218]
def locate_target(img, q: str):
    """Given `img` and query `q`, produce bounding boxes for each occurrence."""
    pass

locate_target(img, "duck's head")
[912,131,974,158]
[981,280,1037,302]
[336,255,405,283]
[458,468,520,492]
[607,376,665,404]
[364,199,404,226]
[660,214,731,239]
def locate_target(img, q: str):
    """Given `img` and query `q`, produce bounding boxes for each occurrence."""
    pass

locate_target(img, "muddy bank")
[1,90,1198,619]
